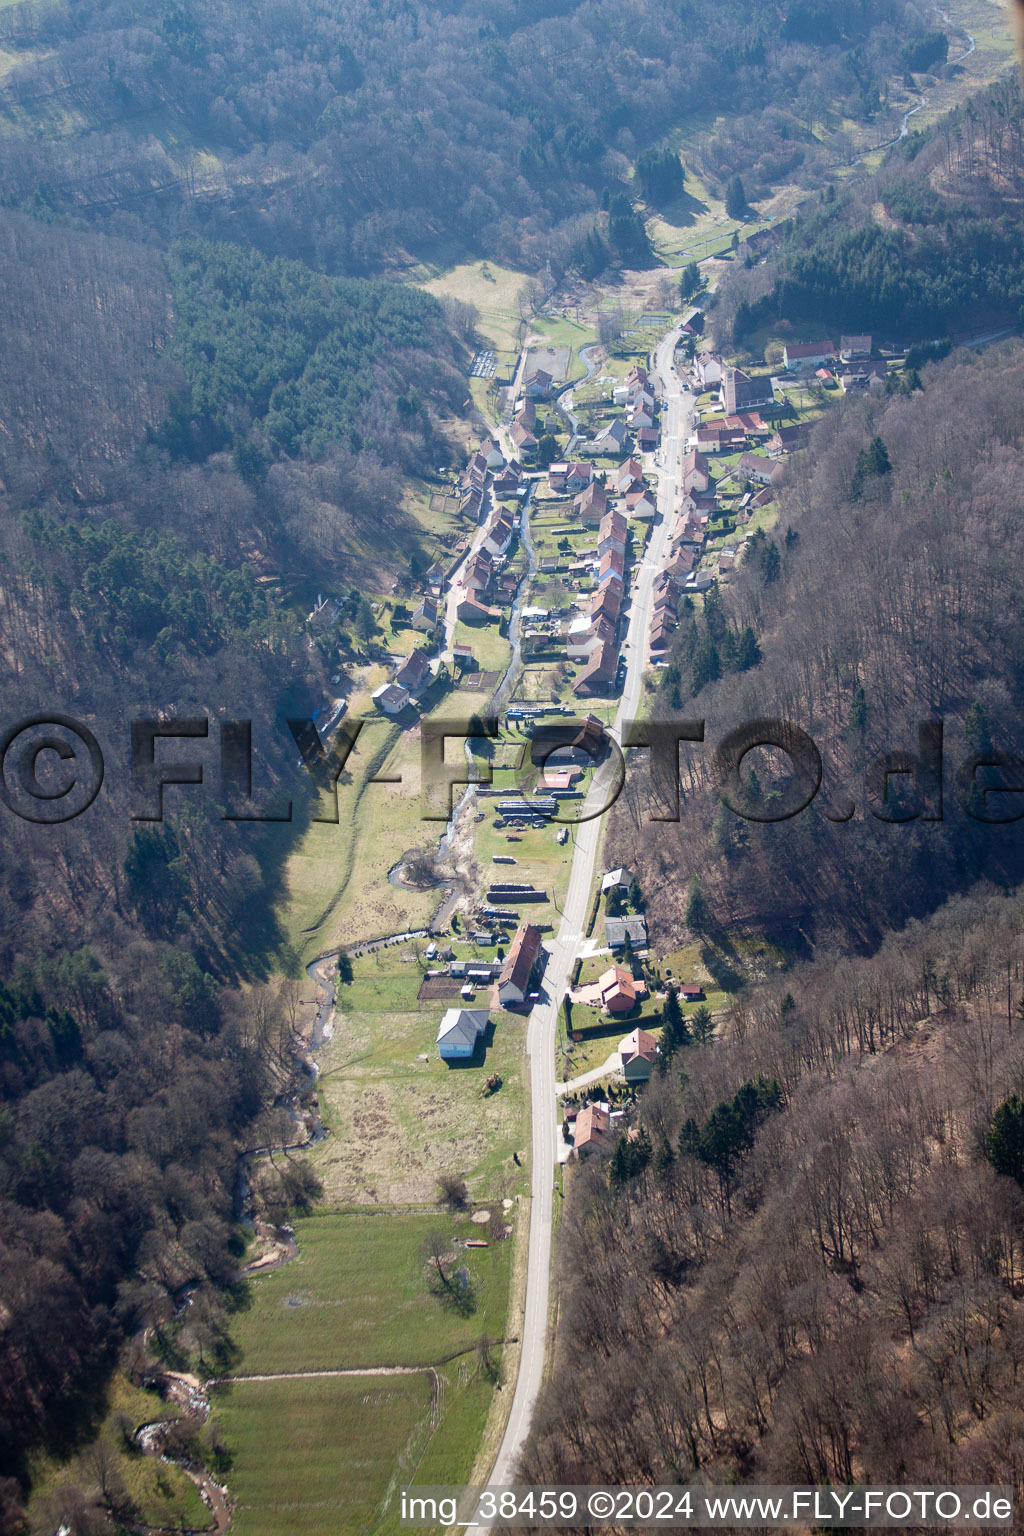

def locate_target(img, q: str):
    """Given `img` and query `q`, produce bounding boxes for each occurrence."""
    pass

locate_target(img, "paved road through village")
[471,321,694,1516]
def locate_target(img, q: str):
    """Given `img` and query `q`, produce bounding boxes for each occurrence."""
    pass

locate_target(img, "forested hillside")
[0,204,465,1518]
[608,345,1024,953]
[717,76,1024,345]
[0,0,933,272]
[523,884,1024,1496]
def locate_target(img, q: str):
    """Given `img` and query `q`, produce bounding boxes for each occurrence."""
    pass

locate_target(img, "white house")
[372,682,410,714]
[436,1008,489,1060]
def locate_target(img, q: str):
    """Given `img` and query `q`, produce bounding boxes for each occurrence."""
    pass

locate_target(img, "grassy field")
[214,1372,433,1536]
[417,260,529,355]
[280,723,439,961]
[217,1212,514,1535]
[231,1212,512,1373]
[310,946,529,1205]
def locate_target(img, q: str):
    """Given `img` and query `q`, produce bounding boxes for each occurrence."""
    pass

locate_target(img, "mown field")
[214,1372,433,1536]
[218,1212,514,1535]
[231,1211,513,1373]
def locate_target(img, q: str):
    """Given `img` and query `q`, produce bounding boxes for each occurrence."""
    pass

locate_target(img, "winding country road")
[468,321,694,1521]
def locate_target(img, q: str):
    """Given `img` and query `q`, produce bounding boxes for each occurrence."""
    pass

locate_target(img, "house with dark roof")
[530,714,606,767]
[605,915,649,951]
[510,420,538,458]
[616,458,644,495]
[768,423,809,457]
[372,682,411,714]
[840,335,873,362]
[721,367,776,413]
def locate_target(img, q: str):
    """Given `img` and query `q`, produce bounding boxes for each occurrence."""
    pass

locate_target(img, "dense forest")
[609,345,1024,954]
[0,0,934,273]
[717,76,1024,345]
[0,200,464,1518]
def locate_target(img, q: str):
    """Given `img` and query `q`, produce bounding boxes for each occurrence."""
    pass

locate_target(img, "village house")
[616,458,644,496]
[573,637,619,696]
[725,412,769,437]
[768,423,809,457]
[601,867,631,894]
[461,486,486,523]
[567,613,615,661]
[530,713,607,766]
[694,350,724,391]
[524,368,553,399]
[510,420,538,458]
[840,359,888,392]
[479,438,505,470]
[627,402,655,431]
[590,583,622,628]
[575,481,608,527]
[605,915,649,951]
[461,451,490,488]
[457,596,497,625]
[737,451,776,486]
[598,511,628,559]
[619,1027,658,1083]
[573,1104,611,1155]
[694,424,746,454]
[783,340,837,372]
[372,681,410,714]
[625,488,657,519]
[394,648,432,695]
[562,462,593,494]
[840,334,873,362]
[412,596,439,632]
[682,449,712,495]
[598,548,625,588]
[585,418,628,459]
[497,923,544,1006]
[482,510,516,559]
[598,964,647,1013]
[636,426,659,451]
[649,614,677,655]
[463,553,494,598]
[436,1007,489,1061]
[626,364,649,391]
[678,983,705,1002]
[493,461,523,498]
[721,367,776,414]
